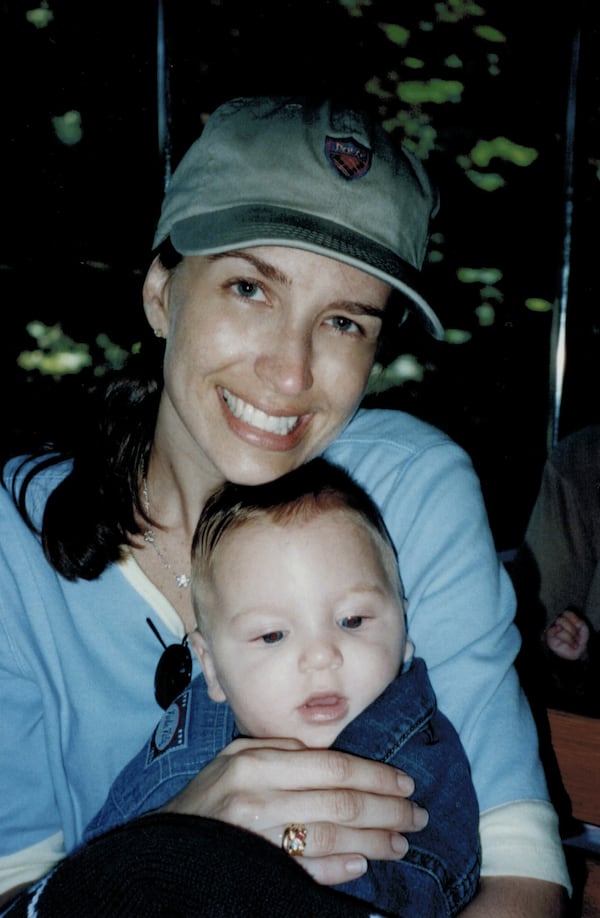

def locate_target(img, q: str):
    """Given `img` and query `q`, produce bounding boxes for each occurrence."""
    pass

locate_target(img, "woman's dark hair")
[4,240,181,580]
[4,237,408,582]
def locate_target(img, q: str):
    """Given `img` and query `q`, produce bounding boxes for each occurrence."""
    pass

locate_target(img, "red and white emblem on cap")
[325,136,372,180]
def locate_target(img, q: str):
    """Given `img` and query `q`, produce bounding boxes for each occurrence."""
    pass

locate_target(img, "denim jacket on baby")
[84,657,480,917]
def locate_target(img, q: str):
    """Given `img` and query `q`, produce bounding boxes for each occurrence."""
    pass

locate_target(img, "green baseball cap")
[154,96,443,338]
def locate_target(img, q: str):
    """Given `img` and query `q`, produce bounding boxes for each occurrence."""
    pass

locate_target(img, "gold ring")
[281,823,307,856]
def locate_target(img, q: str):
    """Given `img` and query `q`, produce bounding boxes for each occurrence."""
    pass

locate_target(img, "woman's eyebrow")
[209,251,387,317]
[208,250,290,286]
[336,301,386,319]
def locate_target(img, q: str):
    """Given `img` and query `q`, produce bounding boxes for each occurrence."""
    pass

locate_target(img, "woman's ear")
[142,254,171,338]
[188,630,227,703]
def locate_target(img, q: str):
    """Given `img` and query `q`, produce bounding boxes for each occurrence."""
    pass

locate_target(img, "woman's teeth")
[223,390,299,435]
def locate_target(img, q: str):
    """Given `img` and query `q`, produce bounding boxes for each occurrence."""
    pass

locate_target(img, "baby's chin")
[245,725,346,749]
[291,722,349,749]
[244,708,353,748]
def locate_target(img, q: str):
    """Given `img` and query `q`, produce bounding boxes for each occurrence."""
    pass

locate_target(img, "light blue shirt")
[0,408,548,868]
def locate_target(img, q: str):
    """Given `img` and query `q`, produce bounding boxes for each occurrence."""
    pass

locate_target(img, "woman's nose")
[299,639,343,672]
[254,331,314,396]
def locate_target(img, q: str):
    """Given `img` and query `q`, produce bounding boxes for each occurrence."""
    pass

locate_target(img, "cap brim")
[162,206,444,340]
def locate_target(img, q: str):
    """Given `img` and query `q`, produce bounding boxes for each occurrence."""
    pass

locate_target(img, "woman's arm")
[327,411,571,894]
[460,877,568,917]
[0,883,31,910]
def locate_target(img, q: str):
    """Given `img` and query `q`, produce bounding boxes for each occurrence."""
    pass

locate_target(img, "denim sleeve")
[83,679,235,842]
[332,661,480,917]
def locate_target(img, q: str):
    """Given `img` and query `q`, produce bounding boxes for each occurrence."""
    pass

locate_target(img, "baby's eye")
[261,630,285,645]
[340,615,364,630]
[326,315,362,335]
[232,280,266,301]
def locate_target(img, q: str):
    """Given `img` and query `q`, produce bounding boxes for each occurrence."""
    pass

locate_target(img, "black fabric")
[6,814,378,917]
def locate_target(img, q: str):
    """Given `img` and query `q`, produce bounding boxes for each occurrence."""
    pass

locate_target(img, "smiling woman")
[0,96,569,916]
[145,247,389,500]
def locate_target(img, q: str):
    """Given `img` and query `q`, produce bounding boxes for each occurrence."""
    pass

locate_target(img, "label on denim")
[146,688,191,764]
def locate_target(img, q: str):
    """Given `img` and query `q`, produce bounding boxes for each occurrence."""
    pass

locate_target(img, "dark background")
[1,0,598,551]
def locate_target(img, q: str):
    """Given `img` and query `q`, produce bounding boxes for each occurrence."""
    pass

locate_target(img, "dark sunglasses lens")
[155,643,192,710]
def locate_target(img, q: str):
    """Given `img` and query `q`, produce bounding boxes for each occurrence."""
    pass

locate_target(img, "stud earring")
[153,328,164,339]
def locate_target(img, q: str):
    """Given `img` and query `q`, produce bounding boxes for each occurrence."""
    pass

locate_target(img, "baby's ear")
[188,631,227,703]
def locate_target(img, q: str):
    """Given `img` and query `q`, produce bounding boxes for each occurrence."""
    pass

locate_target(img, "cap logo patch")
[325,136,372,180]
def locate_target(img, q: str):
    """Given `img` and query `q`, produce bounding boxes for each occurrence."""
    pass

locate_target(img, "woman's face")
[144,246,391,487]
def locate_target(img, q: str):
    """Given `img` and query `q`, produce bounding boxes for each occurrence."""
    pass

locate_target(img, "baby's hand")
[545,609,590,661]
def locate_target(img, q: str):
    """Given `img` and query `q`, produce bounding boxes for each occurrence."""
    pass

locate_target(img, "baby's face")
[193,509,407,748]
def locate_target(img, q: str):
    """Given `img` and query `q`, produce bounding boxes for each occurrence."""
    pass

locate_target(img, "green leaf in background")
[52,110,83,146]
[18,322,91,377]
[25,2,54,28]
[397,78,464,104]
[473,24,506,43]
[470,136,538,167]
[379,23,411,46]
[367,354,426,393]
[525,297,553,313]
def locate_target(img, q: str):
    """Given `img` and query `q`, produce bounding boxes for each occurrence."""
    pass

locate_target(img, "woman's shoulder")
[327,407,463,463]
[325,409,474,512]
[1,454,73,526]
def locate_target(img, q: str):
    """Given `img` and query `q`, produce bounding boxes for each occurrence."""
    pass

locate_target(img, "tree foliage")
[1,0,598,547]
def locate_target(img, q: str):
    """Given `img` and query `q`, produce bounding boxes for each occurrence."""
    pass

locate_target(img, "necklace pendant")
[142,478,191,591]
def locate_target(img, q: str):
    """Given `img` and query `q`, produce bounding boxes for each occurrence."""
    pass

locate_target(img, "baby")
[85,458,480,917]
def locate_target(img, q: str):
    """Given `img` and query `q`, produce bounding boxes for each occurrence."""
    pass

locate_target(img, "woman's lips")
[219,387,311,451]
[299,694,349,723]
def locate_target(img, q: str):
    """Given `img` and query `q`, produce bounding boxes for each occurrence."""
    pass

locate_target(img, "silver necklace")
[142,478,191,589]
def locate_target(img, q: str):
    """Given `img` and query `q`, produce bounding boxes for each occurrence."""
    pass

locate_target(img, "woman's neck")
[132,448,224,633]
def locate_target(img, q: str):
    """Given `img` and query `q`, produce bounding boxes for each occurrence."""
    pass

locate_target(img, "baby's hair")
[191,457,402,595]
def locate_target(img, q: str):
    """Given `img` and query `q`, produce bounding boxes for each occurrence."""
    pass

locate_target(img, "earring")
[153,328,164,339]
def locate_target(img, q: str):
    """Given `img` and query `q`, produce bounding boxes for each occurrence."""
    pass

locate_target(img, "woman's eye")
[327,315,362,335]
[340,615,364,630]
[261,630,284,645]
[232,280,266,301]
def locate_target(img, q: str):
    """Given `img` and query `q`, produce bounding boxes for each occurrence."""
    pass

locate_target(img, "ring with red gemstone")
[281,823,308,856]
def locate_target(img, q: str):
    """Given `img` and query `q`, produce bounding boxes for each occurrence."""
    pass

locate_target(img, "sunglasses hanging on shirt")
[146,617,192,709]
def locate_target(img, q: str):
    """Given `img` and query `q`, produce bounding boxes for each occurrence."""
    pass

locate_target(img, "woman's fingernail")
[391,834,409,856]
[345,856,367,876]
[414,806,429,829]
[396,773,415,795]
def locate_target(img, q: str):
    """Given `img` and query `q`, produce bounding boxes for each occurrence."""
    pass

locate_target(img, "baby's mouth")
[300,694,349,722]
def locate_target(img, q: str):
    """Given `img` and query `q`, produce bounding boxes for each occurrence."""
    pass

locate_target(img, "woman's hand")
[159,737,428,886]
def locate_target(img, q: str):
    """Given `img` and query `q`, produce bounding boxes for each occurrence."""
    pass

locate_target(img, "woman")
[0,96,568,915]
